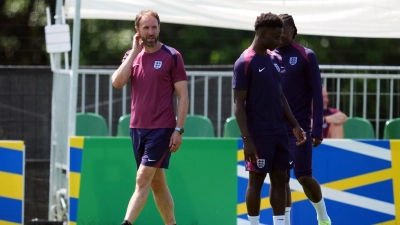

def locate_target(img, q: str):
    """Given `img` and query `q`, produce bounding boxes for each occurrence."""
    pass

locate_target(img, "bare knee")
[270,169,287,187]
[135,166,156,190]
[297,175,312,186]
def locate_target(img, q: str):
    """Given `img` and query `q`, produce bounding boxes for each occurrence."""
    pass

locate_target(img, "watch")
[175,127,184,135]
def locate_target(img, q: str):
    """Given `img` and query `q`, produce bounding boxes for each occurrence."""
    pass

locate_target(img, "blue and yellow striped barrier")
[0,141,24,225]
[237,139,400,225]
[69,137,84,225]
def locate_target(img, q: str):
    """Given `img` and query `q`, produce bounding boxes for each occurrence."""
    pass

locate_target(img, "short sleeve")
[171,50,188,83]
[122,50,132,62]
[233,55,249,90]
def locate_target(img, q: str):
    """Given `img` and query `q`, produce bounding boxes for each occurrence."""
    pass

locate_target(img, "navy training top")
[232,48,286,136]
[274,41,323,138]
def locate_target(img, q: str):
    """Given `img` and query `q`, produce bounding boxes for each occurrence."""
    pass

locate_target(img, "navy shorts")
[130,128,174,169]
[245,133,291,173]
[288,132,313,178]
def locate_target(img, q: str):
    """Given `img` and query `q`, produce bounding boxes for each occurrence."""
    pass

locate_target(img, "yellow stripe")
[0,141,24,151]
[323,168,393,190]
[237,169,392,215]
[237,149,244,161]
[70,172,81,198]
[69,222,77,225]
[0,220,21,225]
[0,172,23,200]
[374,220,397,225]
[70,137,84,149]
[390,140,400,224]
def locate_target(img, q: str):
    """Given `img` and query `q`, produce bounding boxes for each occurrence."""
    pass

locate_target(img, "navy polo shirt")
[275,41,323,138]
[233,48,286,136]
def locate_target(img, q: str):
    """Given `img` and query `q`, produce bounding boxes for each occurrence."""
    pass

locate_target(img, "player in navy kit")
[233,12,306,225]
[274,14,331,225]
[112,10,188,225]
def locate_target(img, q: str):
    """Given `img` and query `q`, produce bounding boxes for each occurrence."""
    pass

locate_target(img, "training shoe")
[318,218,331,225]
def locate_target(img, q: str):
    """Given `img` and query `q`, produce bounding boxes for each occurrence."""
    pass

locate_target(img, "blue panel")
[312,145,391,184]
[70,147,82,173]
[237,139,243,150]
[0,147,23,174]
[0,196,22,223]
[69,197,79,221]
[291,198,394,225]
[238,161,246,166]
[238,177,247,203]
[357,140,390,149]
[259,207,274,224]
[346,179,394,203]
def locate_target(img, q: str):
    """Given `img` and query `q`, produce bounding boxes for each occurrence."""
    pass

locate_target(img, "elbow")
[112,81,124,89]
[111,76,124,89]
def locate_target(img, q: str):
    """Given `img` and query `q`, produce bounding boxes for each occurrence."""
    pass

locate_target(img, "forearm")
[325,112,347,124]
[176,94,189,128]
[111,52,138,88]
[282,94,299,128]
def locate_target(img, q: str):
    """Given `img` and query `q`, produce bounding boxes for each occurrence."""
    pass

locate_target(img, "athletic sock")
[311,198,330,221]
[273,215,285,225]
[248,215,259,225]
[285,207,291,225]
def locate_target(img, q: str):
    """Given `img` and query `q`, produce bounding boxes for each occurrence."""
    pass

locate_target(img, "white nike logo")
[289,161,293,165]
[259,67,265,72]
[148,159,157,162]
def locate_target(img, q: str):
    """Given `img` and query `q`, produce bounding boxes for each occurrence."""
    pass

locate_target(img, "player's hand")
[243,138,258,163]
[312,137,323,147]
[169,131,182,153]
[132,33,144,53]
[292,126,306,146]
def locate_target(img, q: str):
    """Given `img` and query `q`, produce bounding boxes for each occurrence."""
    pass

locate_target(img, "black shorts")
[130,128,174,169]
[245,133,291,173]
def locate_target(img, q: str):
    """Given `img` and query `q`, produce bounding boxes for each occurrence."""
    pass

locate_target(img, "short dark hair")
[135,10,160,27]
[279,14,297,39]
[254,12,283,31]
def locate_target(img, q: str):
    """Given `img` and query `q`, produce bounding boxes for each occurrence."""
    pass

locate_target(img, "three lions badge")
[154,61,162,69]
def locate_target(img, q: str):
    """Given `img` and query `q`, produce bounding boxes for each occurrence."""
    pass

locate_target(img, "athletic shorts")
[130,128,174,169]
[245,133,291,173]
[288,132,313,178]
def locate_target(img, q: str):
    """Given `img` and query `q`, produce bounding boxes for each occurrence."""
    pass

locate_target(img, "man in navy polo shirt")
[274,14,331,225]
[112,10,188,225]
[233,12,306,225]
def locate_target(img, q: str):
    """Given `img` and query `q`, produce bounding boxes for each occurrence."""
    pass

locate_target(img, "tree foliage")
[1,0,399,66]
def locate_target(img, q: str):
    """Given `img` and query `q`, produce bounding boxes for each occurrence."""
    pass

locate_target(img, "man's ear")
[290,27,295,37]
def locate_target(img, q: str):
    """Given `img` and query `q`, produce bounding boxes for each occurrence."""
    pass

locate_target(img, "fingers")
[169,142,182,152]
[296,132,307,146]
[312,138,323,147]
[245,153,258,163]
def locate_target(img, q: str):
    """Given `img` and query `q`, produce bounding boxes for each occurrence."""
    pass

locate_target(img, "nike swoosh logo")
[259,67,265,72]
[148,159,157,162]
[289,161,293,164]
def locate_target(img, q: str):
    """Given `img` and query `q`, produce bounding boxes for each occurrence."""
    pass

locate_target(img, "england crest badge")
[257,159,265,168]
[154,61,162,69]
[289,57,297,65]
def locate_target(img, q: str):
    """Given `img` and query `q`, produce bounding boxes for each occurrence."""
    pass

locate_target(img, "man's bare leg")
[124,165,157,223]
[151,168,176,225]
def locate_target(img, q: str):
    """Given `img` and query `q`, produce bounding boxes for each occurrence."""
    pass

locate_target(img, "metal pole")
[68,0,81,136]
